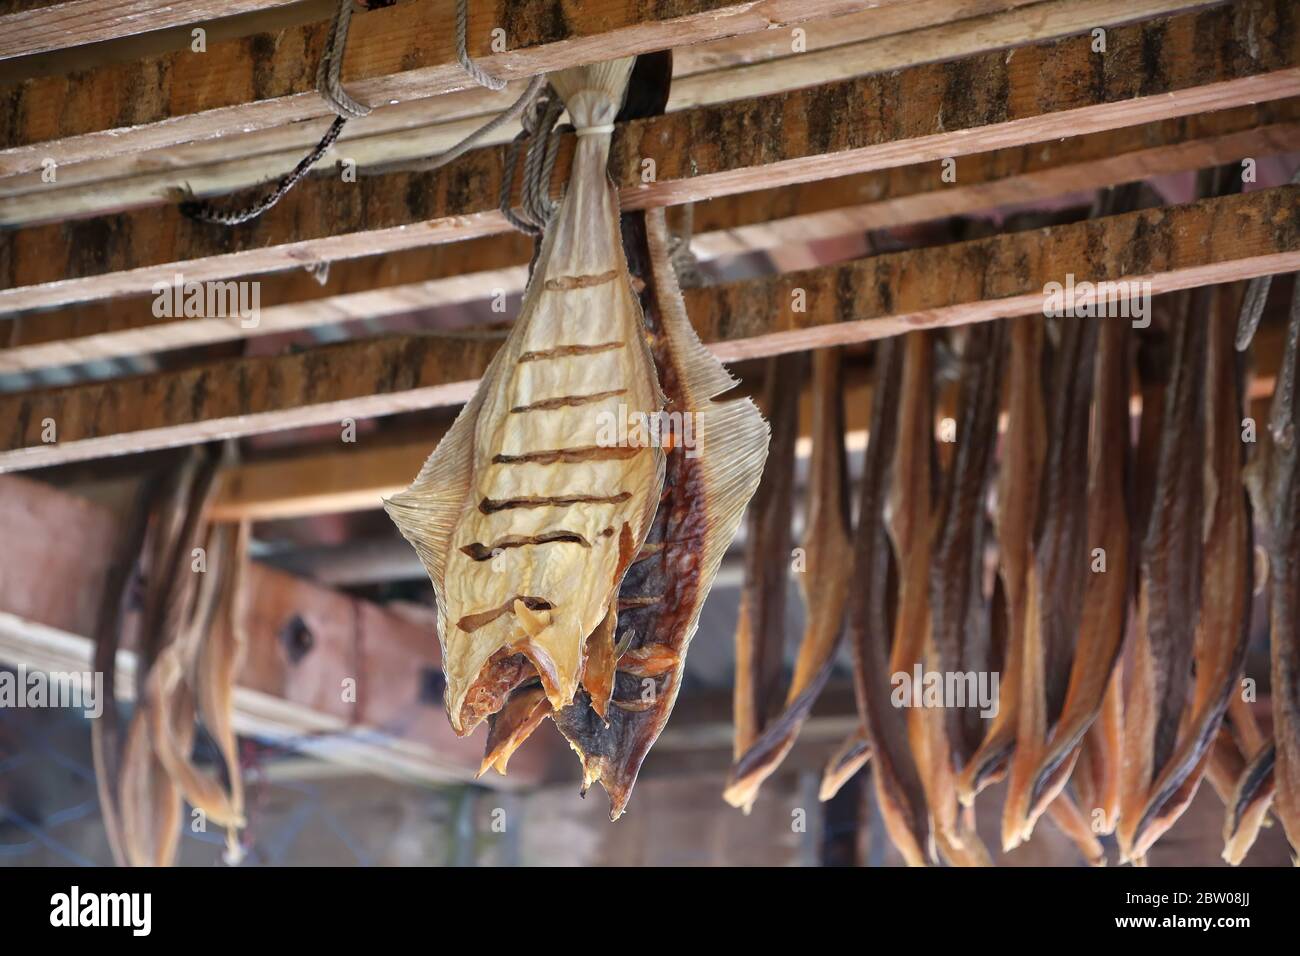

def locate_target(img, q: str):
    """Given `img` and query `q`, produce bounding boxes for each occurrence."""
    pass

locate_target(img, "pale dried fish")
[386,58,667,734]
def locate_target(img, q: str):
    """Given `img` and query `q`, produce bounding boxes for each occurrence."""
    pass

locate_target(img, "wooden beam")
[2,0,1294,314]
[208,311,1287,522]
[0,0,876,173]
[0,0,306,61]
[0,472,552,785]
[0,0,1209,225]
[1,186,1294,471]
[5,100,1296,375]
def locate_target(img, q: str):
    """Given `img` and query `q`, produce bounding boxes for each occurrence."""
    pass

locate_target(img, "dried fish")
[386,59,667,735]
[852,335,930,866]
[1004,316,1097,850]
[727,352,802,794]
[1117,289,1209,863]
[819,729,872,802]
[548,207,768,818]
[1223,742,1276,865]
[929,322,1005,766]
[1127,287,1252,858]
[1028,315,1130,818]
[1072,667,1123,836]
[725,348,851,810]
[960,318,1045,805]
[1264,277,1300,856]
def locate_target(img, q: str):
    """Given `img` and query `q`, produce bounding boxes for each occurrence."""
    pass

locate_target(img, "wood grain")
[5,100,1297,373]
[1,0,1294,314]
[1,186,1294,471]
[0,0,877,170]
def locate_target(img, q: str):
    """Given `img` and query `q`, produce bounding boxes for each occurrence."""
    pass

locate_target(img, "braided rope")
[317,0,371,119]
[455,0,506,91]
[182,0,365,225]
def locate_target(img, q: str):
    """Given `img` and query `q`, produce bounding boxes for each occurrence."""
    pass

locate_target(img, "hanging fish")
[1262,276,1300,858]
[725,347,850,811]
[1003,316,1097,851]
[548,207,768,818]
[847,336,931,866]
[1027,314,1131,821]
[1118,289,1209,863]
[960,318,1045,805]
[386,58,667,736]
[1126,286,1253,858]
[725,351,802,808]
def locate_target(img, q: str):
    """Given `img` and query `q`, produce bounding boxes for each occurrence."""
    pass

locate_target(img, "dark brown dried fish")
[726,348,851,809]
[1029,315,1131,819]
[849,336,931,866]
[1128,287,1252,859]
[548,207,769,819]
[1118,289,1209,863]
[929,322,1005,768]
[960,318,1045,805]
[730,352,802,774]
[1264,277,1300,856]
[1004,316,1098,849]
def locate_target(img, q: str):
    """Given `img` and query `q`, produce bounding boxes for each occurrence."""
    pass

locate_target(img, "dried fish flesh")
[1117,290,1208,862]
[548,207,768,818]
[386,58,667,735]
[727,352,802,792]
[1028,315,1130,817]
[960,318,1045,805]
[851,335,930,866]
[1127,288,1252,858]
[1004,316,1097,850]
[726,348,851,810]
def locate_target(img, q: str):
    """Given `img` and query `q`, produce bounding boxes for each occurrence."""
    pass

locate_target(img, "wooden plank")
[0,0,1206,225]
[210,313,1287,522]
[0,0,305,61]
[0,0,876,173]
[0,472,551,785]
[1,186,1294,471]
[2,0,1295,314]
[5,100,1296,375]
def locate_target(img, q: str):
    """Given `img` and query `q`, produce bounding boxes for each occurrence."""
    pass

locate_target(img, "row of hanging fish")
[93,447,250,866]
[386,58,769,820]
[725,230,1298,862]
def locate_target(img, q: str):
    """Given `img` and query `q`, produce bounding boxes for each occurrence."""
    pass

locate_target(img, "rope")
[183,0,511,227]
[455,0,506,91]
[498,89,566,235]
[316,0,372,119]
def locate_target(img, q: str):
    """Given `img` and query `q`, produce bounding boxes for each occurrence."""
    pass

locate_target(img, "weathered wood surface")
[9,101,1297,373]
[1,0,1295,314]
[0,0,307,60]
[0,0,878,171]
[1,187,1294,471]
[0,0,1210,224]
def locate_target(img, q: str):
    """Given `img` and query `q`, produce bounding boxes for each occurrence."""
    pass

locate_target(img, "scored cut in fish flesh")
[386,58,667,736]
[549,207,769,818]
